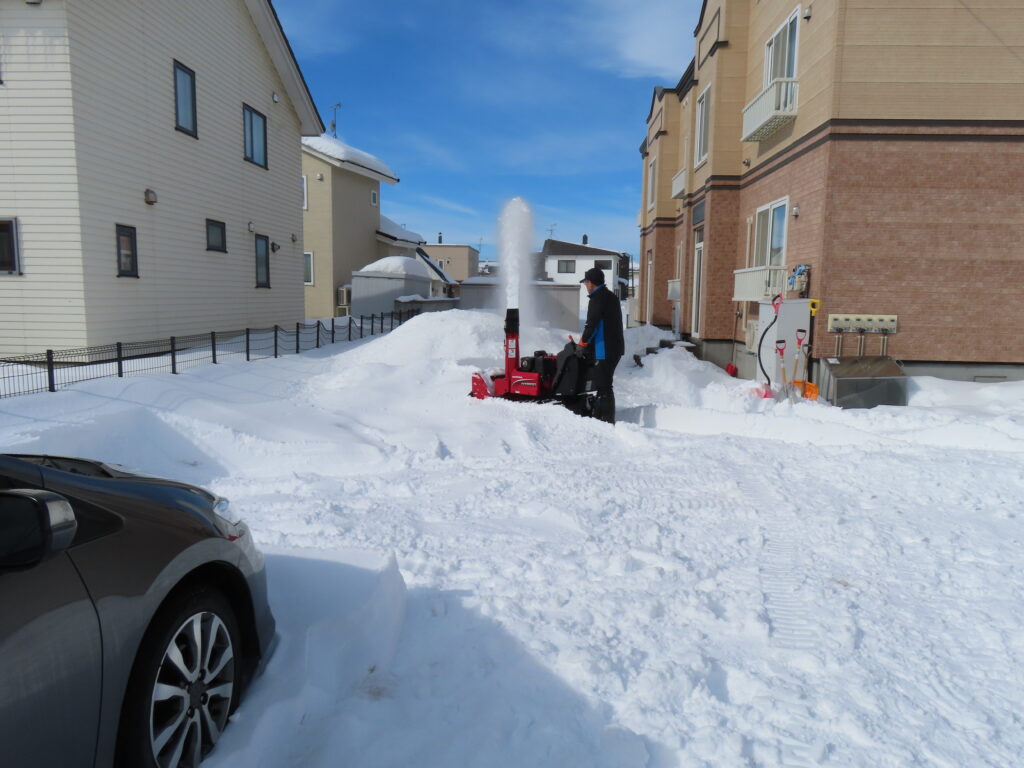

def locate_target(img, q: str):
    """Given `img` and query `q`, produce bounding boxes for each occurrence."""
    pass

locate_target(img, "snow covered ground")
[2,309,1023,767]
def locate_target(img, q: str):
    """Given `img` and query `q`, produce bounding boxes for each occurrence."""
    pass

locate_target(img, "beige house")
[420,243,480,282]
[0,0,323,356]
[301,135,400,318]
[639,0,1024,381]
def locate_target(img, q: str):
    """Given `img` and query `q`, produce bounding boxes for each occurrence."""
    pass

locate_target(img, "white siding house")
[540,239,625,315]
[0,0,323,355]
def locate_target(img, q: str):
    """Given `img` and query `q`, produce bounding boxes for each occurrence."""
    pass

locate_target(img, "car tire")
[116,587,241,768]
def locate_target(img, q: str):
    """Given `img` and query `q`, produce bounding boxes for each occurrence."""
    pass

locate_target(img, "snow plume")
[498,197,536,322]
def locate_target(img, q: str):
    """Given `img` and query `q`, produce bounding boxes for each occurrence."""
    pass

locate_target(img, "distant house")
[0,0,323,356]
[420,243,480,282]
[414,248,456,298]
[541,239,628,309]
[301,134,399,318]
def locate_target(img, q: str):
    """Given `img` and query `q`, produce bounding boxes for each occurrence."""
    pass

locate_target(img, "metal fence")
[0,310,419,400]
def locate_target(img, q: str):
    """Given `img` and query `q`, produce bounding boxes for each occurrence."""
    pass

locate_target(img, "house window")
[371,189,378,206]
[765,10,799,87]
[647,157,657,210]
[595,259,612,270]
[0,219,19,274]
[243,104,267,168]
[301,176,308,210]
[695,85,710,166]
[116,225,139,277]
[754,198,789,267]
[173,61,197,137]
[206,219,226,252]
[255,234,270,287]
[557,259,576,273]
[303,251,314,285]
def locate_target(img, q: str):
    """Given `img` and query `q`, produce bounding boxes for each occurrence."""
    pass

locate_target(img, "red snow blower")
[470,307,595,416]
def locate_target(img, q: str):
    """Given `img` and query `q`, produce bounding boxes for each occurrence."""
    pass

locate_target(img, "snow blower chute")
[470,308,585,405]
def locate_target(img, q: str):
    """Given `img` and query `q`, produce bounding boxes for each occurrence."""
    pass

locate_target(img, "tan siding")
[302,152,335,319]
[65,0,306,346]
[0,0,87,355]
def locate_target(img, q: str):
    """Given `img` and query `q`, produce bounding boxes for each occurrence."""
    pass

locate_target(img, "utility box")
[820,356,907,409]
[755,298,811,386]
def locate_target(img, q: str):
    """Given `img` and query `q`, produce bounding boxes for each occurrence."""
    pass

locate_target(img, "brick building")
[638,0,1024,381]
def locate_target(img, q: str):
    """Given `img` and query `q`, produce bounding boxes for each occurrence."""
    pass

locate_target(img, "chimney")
[438,232,443,244]
[582,234,589,245]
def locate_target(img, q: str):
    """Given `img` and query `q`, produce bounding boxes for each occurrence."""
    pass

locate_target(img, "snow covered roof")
[415,248,454,283]
[357,256,431,279]
[377,215,425,246]
[301,135,398,183]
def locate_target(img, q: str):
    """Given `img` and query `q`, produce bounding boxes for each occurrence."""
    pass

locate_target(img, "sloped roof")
[357,256,431,279]
[243,0,323,135]
[377,215,425,245]
[415,248,454,283]
[302,135,399,183]
[540,239,623,258]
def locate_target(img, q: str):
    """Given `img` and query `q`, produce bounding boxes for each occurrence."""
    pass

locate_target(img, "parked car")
[0,453,274,768]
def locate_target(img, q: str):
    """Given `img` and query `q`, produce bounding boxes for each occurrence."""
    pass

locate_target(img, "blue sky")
[276,0,701,261]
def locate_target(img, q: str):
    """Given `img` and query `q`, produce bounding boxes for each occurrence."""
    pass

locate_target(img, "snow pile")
[2,309,1023,767]
[378,215,424,245]
[302,134,397,180]
[357,256,430,279]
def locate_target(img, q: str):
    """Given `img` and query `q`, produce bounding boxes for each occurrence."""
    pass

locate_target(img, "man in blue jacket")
[577,267,625,424]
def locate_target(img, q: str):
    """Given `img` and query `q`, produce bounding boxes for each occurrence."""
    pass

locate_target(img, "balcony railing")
[742,78,798,142]
[670,168,687,199]
[733,265,787,301]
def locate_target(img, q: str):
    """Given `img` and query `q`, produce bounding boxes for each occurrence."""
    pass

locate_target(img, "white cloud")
[423,196,478,216]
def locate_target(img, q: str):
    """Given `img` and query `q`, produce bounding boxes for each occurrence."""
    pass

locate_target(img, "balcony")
[733,265,787,301]
[742,78,798,142]
[671,168,687,199]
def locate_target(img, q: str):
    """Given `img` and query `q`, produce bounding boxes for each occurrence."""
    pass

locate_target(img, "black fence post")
[316,322,321,349]
[331,317,336,344]
[360,315,364,339]
[170,337,178,374]
[379,312,384,333]
[295,322,301,355]
[371,314,375,335]
[46,350,56,392]
[274,325,279,358]
[390,311,394,331]
[245,328,251,361]
[116,342,124,377]
[211,331,217,364]
[348,316,352,341]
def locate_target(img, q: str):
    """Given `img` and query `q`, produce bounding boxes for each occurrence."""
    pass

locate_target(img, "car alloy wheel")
[149,611,235,768]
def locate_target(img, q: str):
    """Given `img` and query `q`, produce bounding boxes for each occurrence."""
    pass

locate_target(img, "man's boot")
[593,392,616,424]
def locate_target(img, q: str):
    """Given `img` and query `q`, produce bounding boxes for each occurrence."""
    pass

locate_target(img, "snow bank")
[302,134,397,180]
[357,256,430,279]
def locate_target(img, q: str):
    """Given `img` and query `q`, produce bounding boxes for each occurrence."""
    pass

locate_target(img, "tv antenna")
[546,223,557,238]
[328,102,342,137]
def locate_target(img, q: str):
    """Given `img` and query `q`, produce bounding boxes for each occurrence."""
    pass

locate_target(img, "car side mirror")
[0,490,77,569]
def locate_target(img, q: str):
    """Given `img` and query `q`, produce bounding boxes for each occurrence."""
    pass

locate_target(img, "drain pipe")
[834,328,844,358]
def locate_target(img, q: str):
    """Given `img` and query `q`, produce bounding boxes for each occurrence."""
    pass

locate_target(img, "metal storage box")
[820,356,907,409]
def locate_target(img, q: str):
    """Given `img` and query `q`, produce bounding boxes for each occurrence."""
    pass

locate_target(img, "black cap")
[580,267,605,285]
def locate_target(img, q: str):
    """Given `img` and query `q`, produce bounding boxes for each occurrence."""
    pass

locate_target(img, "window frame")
[753,197,789,268]
[115,224,139,278]
[173,60,198,138]
[0,218,21,275]
[595,259,613,271]
[254,233,270,288]
[205,219,227,253]
[243,104,268,169]
[557,259,576,274]
[301,175,308,210]
[370,189,378,206]
[303,251,314,285]
[694,84,711,167]
[765,9,801,88]
[646,157,657,211]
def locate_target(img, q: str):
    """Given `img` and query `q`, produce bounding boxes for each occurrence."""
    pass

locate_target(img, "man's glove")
[574,341,589,359]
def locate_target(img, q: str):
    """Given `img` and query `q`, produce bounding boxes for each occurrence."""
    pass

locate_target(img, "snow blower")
[470,309,589,411]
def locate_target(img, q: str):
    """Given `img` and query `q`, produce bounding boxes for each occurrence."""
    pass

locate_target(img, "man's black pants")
[584,354,621,424]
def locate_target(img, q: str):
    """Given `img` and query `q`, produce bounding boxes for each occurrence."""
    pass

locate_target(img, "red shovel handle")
[795,328,807,346]
[771,294,783,315]
[775,339,786,356]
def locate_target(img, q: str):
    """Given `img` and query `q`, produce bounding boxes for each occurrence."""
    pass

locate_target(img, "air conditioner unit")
[744,320,759,352]
[337,286,351,306]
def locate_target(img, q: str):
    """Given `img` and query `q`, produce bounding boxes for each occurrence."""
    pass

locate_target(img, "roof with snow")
[540,239,623,258]
[377,215,425,246]
[415,248,454,283]
[301,135,398,183]
[356,256,431,279]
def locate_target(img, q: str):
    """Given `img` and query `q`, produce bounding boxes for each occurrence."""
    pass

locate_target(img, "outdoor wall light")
[316,173,324,181]
[742,158,751,167]
[144,188,158,205]
[792,205,801,218]
[270,242,280,253]
[290,233,298,243]
[803,5,812,20]
[272,92,280,103]
[247,221,255,232]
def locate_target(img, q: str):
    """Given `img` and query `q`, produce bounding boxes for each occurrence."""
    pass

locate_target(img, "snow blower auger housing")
[471,308,562,401]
